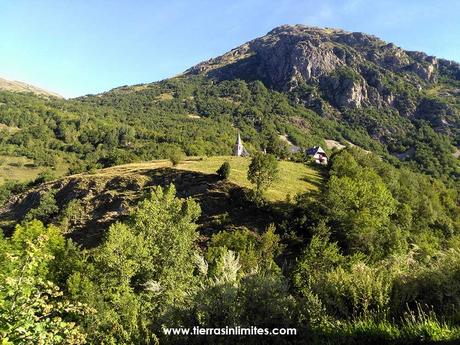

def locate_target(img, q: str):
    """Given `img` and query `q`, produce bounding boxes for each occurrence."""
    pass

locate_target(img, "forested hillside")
[1,25,460,344]
[1,73,458,189]
[0,27,459,186]
[1,148,459,344]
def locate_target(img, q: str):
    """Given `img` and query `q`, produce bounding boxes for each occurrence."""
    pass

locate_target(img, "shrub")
[216,161,230,180]
[25,189,59,222]
[168,148,185,166]
[206,225,282,275]
[33,169,56,185]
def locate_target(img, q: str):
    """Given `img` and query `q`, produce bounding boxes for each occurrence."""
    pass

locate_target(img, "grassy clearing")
[0,156,42,184]
[92,160,171,178]
[178,156,322,201]
[156,92,174,101]
[5,155,321,201]
[0,155,68,184]
[101,156,322,202]
[1,155,321,202]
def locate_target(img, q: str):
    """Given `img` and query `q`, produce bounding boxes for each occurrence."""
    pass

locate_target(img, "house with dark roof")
[306,146,328,165]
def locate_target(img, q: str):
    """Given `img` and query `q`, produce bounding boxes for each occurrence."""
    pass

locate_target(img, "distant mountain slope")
[0,77,62,98]
[0,25,458,186]
[186,25,460,141]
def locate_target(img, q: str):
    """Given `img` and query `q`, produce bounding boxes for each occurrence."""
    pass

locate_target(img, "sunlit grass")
[177,156,321,202]
[45,156,322,202]
[0,155,68,184]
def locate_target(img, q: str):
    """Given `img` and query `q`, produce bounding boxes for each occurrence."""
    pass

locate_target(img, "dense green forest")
[1,148,460,344]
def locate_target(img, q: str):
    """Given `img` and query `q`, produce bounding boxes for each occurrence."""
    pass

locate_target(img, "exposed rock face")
[248,29,343,87]
[186,25,453,112]
[319,72,368,108]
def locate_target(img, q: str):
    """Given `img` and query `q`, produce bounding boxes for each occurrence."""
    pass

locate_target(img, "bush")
[33,169,56,185]
[216,161,230,180]
[206,225,282,275]
[247,153,279,200]
[168,148,185,166]
[25,189,59,222]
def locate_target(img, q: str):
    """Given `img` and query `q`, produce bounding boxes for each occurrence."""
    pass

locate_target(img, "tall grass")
[308,305,460,345]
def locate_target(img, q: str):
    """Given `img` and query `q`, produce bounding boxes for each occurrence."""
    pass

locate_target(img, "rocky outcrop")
[186,25,454,112]
[319,73,368,108]
[184,24,459,144]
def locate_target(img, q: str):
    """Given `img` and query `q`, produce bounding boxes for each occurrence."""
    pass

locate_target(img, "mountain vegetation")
[0,77,62,98]
[0,25,459,344]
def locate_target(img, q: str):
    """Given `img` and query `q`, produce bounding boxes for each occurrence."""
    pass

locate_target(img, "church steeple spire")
[233,132,249,157]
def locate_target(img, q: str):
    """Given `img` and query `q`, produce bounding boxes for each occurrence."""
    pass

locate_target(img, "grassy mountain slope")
[0,157,321,246]
[0,77,62,98]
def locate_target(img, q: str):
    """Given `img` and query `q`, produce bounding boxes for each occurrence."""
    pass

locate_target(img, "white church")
[233,133,249,157]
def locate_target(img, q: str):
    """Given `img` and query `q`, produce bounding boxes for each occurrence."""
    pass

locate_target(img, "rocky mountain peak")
[185,24,447,110]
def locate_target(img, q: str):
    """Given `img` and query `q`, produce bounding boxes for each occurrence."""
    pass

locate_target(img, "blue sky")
[0,0,459,98]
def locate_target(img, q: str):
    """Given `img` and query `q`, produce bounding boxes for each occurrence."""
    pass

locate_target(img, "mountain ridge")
[185,24,459,87]
[182,24,459,145]
[0,24,458,186]
[0,77,62,98]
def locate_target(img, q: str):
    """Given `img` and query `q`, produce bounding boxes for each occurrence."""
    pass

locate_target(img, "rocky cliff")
[186,25,459,138]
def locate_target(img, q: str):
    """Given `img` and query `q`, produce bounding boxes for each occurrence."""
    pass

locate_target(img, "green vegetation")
[0,30,459,343]
[216,161,231,180]
[1,148,459,344]
[0,156,320,247]
[24,189,59,222]
[248,153,279,201]
[168,147,185,166]
[0,221,89,343]
[0,73,457,189]
[176,156,320,202]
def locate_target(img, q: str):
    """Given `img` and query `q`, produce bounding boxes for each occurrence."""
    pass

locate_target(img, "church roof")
[306,146,326,156]
[236,133,242,146]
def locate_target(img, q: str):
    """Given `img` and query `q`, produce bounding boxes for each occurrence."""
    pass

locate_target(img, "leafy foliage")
[217,161,231,180]
[66,184,200,343]
[168,147,185,167]
[247,153,279,200]
[0,221,90,344]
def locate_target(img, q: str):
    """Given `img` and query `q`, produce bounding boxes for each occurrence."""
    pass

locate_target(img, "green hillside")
[173,156,321,201]
[1,25,460,344]
[67,156,321,202]
[0,65,458,189]
[0,157,321,246]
